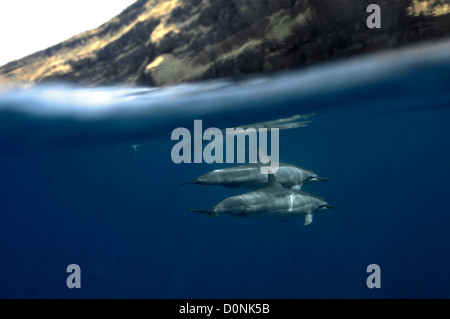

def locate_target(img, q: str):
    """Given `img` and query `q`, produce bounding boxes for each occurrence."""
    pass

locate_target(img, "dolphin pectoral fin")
[303,213,313,226]
[189,208,219,218]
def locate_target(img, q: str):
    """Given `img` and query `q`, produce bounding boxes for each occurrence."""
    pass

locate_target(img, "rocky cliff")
[0,0,449,87]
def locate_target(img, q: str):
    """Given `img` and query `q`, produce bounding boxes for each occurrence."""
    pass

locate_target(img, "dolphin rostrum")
[183,162,329,190]
[190,174,338,225]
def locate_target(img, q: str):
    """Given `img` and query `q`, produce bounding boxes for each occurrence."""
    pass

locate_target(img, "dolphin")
[190,174,338,225]
[182,162,329,190]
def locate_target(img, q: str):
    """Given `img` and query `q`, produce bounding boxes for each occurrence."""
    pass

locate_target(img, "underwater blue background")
[0,41,450,298]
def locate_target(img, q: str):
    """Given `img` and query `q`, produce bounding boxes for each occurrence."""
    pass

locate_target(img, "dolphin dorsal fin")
[266,172,283,190]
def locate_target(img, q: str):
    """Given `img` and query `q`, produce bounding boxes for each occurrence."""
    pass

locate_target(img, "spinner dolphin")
[183,162,328,190]
[190,174,338,225]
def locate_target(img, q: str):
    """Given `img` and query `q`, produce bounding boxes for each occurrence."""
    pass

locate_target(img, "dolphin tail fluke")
[323,204,339,211]
[189,208,219,218]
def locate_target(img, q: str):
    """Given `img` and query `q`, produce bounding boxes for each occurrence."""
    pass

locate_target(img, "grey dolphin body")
[183,162,328,190]
[190,174,338,225]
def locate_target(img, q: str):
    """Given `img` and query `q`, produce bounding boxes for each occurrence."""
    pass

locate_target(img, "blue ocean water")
[1,40,450,299]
